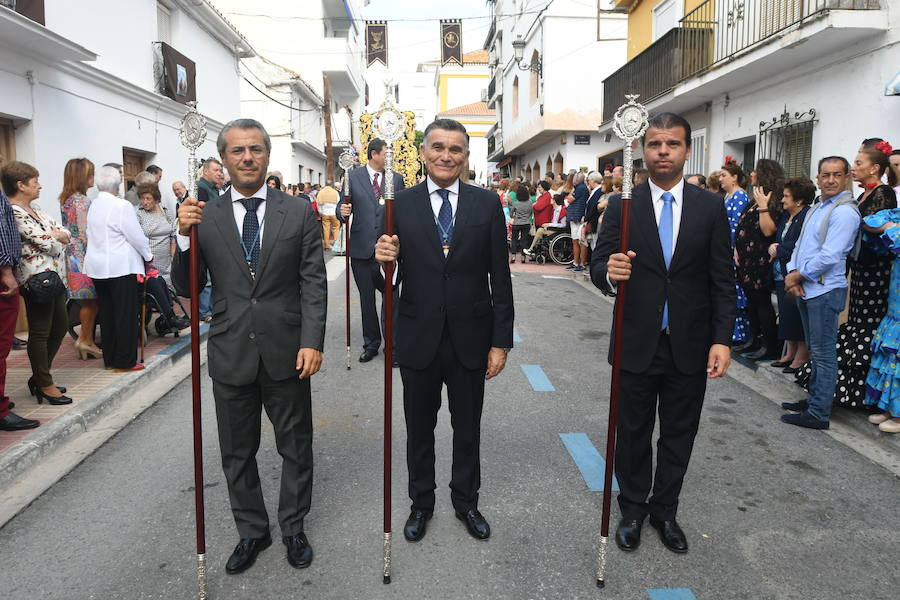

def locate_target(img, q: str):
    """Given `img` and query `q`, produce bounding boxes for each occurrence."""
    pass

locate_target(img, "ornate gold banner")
[440,20,462,67]
[359,110,419,188]
[366,21,388,67]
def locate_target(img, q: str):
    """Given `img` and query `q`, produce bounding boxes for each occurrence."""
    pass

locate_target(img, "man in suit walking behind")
[337,138,405,364]
[174,119,327,575]
[590,112,735,555]
[375,119,514,543]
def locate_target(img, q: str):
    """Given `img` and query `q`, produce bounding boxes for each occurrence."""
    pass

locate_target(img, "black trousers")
[350,257,398,353]
[145,276,177,321]
[510,224,531,255]
[94,275,139,369]
[401,324,485,514]
[21,290,67,387]
[212,360,313,539]
[616,333,706,521]
[743,284,779,354]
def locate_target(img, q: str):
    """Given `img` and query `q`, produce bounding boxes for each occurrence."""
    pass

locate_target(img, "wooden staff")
[179,101,208,600]
[597,95,648,589]
[343,173,352,371]
[139,280,146,364]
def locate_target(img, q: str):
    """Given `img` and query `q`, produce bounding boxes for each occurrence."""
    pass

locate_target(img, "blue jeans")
[797,287,847,421]
[199,283,212,318]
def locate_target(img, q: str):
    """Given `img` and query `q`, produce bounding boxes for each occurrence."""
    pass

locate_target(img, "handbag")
[23,270,65,304]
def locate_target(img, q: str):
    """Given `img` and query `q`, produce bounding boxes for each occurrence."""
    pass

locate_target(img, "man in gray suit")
[173,119,327,575]
[337,138,405,364]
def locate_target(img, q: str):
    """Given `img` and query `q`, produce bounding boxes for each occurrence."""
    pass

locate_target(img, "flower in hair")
[724,155,737,165]
[875,141,893,155]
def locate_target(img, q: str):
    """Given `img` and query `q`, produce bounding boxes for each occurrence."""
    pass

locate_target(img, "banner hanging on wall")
[440,20,462,67]
[366,21,388,67]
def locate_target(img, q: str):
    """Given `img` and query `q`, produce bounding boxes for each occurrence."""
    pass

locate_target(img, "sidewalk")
[0,323,207,489]
[567,269,900,459]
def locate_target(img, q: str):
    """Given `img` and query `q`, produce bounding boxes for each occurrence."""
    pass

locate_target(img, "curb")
[567,270,900,458]
[0,326,208,489]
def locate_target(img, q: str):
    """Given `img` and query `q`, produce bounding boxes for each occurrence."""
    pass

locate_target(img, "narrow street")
[2,266,897,599]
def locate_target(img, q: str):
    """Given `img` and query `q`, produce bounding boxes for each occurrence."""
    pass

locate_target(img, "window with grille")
[759,118,816,178]
[685,128,707,176]
[157,2,172,45]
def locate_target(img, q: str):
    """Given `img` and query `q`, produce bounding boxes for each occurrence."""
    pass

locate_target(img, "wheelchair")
[529,229,574,265]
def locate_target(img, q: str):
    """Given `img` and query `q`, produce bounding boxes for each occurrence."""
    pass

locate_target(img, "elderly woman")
[2,161,72,405]
[85,166,153,372]
[60,157,102,360]
[136,182,189,331]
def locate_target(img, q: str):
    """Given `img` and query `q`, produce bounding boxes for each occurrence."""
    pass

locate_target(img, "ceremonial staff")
[338,149,357,371]
[179,101,209,600]
[596,95,649,589]
[372,90,405,584]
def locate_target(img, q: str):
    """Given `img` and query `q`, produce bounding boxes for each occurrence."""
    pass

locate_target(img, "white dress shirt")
[426,176,459,223]
[84,191,153,279]
[607,177,685,289]
[177,183,268,251]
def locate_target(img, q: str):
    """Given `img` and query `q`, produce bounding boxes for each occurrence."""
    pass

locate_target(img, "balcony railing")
[602,0,879,123]
[679,0,880,79]
[601,27,709,122]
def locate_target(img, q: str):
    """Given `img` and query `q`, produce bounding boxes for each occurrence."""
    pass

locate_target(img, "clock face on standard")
[376,110,402,138]
[620,106,644,137]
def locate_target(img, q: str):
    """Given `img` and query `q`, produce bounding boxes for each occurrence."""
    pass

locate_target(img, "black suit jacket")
[393,181,514,371]
[172,187,327,386]
[774,206,809,278]
[590,181,735,375]
[336,166,405,259]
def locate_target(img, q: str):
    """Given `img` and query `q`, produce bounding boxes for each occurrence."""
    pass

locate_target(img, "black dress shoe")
[0,412,40,431]
[615,518,643,551]
[404,510,432,542]
[732,340,755,353]
[782,366,800,374]
[770,360,791,368]
[649,517,688,553]
[12,337,26,350]
[781,400,809,412]
[737,343,762,355]
[359,349,378,363]
[27,377,66,395]
[455,509,490,540]
[225,533,272,574]
[283,532,313,568]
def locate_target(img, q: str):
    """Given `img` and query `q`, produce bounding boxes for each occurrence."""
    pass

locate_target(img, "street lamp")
[511,35,542,78]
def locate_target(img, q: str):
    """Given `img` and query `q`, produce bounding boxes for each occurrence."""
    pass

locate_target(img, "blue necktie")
[436,188,453,252]
[239,197,262,275]
[659,191,674,331]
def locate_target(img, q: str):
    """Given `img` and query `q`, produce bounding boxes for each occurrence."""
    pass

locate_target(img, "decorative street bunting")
[366,21,388,67]
[440,19,462,67]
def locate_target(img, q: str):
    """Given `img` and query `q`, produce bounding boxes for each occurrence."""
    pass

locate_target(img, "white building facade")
[211,0,366,185]
[485,0,628,182]
[0,0,250,218]
[601,0,899,180]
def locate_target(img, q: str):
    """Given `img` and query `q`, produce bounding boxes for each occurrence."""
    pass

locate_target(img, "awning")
[496,156,513,168]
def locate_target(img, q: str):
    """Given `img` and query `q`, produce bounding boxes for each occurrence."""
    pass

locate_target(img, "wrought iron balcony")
[601,27,709,122]
[602,0,880,123]
[680,0,880,80]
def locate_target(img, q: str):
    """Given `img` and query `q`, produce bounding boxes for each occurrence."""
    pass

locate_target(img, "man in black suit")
[174,119,327,575]
[337,138,405,363]
[375,119,514,542]
[590,112,735,555]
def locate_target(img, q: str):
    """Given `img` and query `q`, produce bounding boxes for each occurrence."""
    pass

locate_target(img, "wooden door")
[122,149,145,193]
[0,118,15,167]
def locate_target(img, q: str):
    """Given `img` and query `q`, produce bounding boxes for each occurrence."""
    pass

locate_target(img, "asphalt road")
[1,261,898,600]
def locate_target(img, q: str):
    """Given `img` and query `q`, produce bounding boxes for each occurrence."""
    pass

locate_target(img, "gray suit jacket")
[336,166,405,259]
[172,186,327,386]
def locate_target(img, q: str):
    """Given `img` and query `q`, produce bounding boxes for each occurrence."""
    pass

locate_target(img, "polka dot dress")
[725,190,751,343]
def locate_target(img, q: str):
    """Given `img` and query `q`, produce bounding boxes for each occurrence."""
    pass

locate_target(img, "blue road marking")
[646,589,697,600]
[521,365,554,391]
[513,329,522,343]
[559,433,619,492]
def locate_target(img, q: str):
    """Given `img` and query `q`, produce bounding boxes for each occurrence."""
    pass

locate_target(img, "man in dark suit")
[337,138,405,363]
[375,118,514,543]
[173,118,327,575]
[590,112,735,555]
